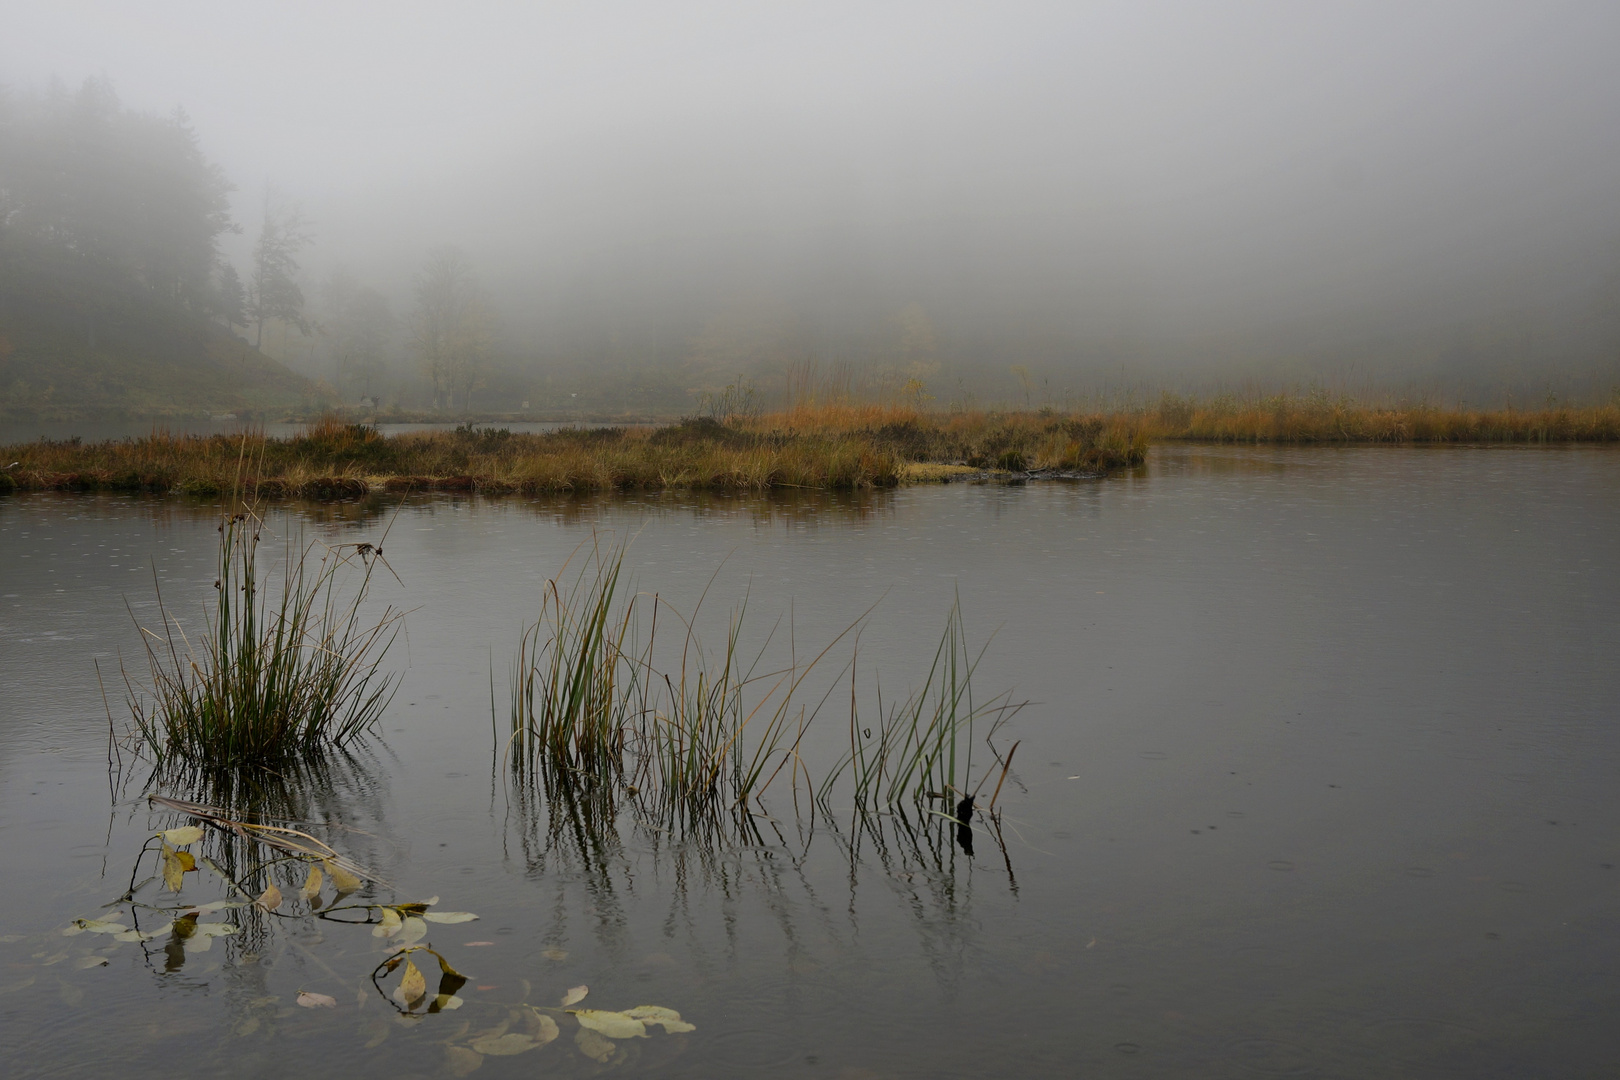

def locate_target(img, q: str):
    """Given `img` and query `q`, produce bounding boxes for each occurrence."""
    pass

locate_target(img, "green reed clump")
[509,537,646,779]
[820,598,1025,813]
[508,543,857,818]
[126,505,403,766]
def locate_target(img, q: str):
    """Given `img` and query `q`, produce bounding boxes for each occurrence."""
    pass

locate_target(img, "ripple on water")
[1225,1037,1314,1075]
[1363,1017,1483,1066]
[707,1028,799,1070]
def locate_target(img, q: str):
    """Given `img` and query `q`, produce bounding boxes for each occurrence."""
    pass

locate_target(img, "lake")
[2,444,1616,1078]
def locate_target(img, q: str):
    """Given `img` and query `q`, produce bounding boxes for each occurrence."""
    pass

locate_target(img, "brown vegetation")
[1145,392,1620,443]
[0,406,1147,499]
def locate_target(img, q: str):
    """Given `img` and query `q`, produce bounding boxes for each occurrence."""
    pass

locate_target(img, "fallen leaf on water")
[75,955,109,969]
[394,959,426,1005]
[463,941,495,947]
[469,1032,537,1056]
[423,911,478,924]
[428,994,464,1012]
[114,920,172,943]
[560,985,588,1007]
[184,900,243,915]
[173,851,197,872]
[574,1026,615,1062]
[256,883,282,911]
[624,1005,696,1033]
[160,826,205,846]
[1,976,37,995]
[444,1045,483,1076]
[397,916,428,947]
[541,948,567,961]
[570,1010,647,1039]
[526,1010,561,1046]
[325,859,362,894]
[185,922,237,953]
[299,864,323,904]
[373,908,402,938]
[161,846,187,893]
[297,990,338,1009]
[69,917,125,935]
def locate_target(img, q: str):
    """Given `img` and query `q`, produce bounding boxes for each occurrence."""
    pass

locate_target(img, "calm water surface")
[2,446,1617,1078]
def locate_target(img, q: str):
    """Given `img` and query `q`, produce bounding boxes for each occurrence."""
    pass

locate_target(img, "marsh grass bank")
[1144,393,1620,443]
[0,407,1146,498]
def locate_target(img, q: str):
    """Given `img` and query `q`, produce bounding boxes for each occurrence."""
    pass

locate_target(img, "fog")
[6,0,1620,407]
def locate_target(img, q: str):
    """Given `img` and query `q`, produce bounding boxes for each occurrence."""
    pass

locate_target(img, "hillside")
[0,311,316,420]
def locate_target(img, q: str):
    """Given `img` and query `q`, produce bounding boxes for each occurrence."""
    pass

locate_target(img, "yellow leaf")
[159,826,204,846]
[69,917,125,935]
[184,922,236,953]
[325,860,362,894]
[570,1010,647,1039]
[624,1005,696,1033]
[372,908,402,938]
[397,916,428,947]
[560,985,588,1007]
[395,959,426,1005]
[174,851,197,872]
[256,882,282,911]
[299,864,323,904]
[422,911,479,924]
[114,920,172,943]
[161,849,186,893]
[297,990,337,1008]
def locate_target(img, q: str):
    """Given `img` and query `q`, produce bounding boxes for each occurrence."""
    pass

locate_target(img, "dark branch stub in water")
[955,795,975,856]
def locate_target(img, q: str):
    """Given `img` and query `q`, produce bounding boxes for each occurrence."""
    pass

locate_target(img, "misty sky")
[7,1,1620,383]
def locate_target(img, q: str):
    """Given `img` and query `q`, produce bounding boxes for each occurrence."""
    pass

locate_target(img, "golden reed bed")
[3,397,1612,500]
[0,406,1146,499]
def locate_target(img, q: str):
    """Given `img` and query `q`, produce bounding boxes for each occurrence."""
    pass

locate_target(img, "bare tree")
[247,192,313,350]
[318,266,393,400]
[410,246,492,411]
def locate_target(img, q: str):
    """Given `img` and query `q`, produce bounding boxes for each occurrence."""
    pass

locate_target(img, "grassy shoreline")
[2,397,1614,500]
[0,406,1146,499]
[1147,394,1620,443]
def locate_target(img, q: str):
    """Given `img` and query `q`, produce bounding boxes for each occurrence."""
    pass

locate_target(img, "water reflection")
[112,748,392,970]
[502,763,1018,1001]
